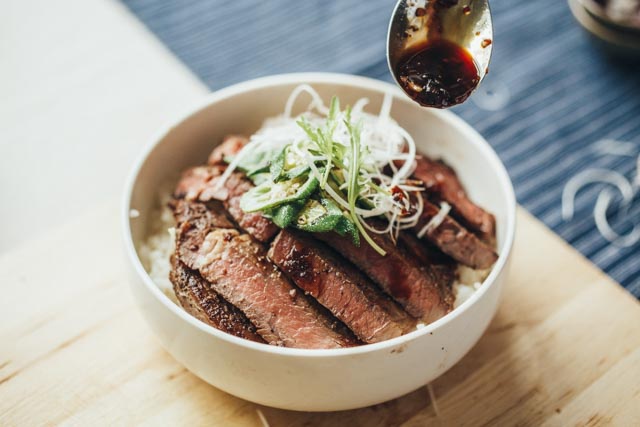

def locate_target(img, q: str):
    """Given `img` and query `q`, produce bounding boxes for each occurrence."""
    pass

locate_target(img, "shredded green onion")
[218,85,427,254]
[344,110,386,255]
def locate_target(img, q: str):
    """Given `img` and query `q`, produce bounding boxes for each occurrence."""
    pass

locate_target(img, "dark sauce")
[396,39,480,108]
[436,0,459,7]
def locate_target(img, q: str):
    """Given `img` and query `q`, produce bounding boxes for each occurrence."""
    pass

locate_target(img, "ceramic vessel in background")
[569,0,640,57]
[122,73,516,411]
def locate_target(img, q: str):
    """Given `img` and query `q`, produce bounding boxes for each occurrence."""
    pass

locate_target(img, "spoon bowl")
[387,0,494,107]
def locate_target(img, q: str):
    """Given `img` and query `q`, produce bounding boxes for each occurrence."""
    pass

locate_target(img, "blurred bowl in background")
[569,0,640,56]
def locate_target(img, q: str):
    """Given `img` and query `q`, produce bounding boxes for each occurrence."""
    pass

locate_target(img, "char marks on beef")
[171,198,356,349]
[170,256,265,343]
[316,226,451,323]
[269,229,416,343]
[175,165,279,243]
[413,156,496,245]
[415,200,498,270]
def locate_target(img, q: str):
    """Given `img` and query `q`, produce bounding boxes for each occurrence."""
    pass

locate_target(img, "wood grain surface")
[1,204,639,426]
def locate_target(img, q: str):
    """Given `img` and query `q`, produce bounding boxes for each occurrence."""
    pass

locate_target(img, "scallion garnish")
[218,85,427,254]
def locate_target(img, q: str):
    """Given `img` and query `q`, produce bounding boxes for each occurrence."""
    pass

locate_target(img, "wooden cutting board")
[1,201,639,426]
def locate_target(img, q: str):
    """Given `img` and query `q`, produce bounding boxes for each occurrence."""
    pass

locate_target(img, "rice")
[137,192,178,303]
[139,193,491,312]
[453,266,487,308]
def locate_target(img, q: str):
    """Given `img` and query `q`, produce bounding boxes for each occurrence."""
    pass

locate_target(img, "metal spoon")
[387,0,494,108]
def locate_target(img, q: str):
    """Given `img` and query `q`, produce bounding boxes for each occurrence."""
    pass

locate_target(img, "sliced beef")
[170,198,236,270]
[174,165,227,201]
[412,156,496,245]
[399,232,456,308]
[206,171,279,242]
[414,200,497,270]
[316,227,451,323]
[174,165,279,243]
[171,199,356,349]
[269,229,416,343]
[171,197,235,230]
[170,256,265,343]
[203,135,279,242]
[208,135,248,165]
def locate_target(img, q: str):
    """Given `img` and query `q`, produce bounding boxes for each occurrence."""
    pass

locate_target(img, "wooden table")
[2,205,639,426]
[2,1,640,425]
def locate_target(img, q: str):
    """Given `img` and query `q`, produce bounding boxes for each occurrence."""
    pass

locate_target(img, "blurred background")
[2,0,639,295]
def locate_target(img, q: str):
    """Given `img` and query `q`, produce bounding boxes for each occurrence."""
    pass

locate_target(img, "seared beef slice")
[413,156,496,244]
[269,229,416,343]
[172,199,355,349]
[204,135,280,242]
[415,200,498,270]
[170,256,264,343]
[208,171,279,242]
[207,135,248,165]
[176,165,279,243]
[317,229,451,323]
[398,232,455,307]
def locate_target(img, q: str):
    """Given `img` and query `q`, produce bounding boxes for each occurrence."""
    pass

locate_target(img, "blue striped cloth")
[123,0,640,296]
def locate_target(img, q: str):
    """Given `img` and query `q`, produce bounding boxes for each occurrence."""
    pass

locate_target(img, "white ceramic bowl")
[122,73,516,412]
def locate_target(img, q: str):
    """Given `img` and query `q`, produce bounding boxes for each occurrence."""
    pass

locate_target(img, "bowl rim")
[122,72,516,358]
[577,0,640,34]
[569,0,640,51]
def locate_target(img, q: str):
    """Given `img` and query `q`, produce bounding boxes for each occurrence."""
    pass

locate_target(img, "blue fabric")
[122,0,640,296]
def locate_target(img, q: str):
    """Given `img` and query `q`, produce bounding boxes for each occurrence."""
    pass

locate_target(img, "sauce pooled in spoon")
[395,38,480,108]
